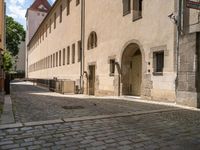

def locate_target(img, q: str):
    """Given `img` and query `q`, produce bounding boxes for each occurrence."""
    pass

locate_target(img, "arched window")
[88,31,97,50]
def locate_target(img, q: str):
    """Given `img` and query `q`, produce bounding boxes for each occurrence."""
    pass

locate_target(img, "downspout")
[80,0,85,94]
[175,0,182,98]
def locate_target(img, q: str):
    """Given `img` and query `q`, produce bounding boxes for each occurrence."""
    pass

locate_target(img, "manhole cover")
[62,106,84,110]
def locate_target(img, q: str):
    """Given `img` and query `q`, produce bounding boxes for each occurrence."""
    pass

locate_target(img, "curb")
[0,95,15,124]
[0,108,180,130]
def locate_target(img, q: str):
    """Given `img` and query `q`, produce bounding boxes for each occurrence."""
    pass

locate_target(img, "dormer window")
[38,4,47,11]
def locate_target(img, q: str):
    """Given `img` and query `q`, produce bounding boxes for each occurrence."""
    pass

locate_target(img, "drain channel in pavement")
[62,106,85,110]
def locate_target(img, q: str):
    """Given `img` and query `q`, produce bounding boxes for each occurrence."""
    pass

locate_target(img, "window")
[42,28,44,40]
[60,5,63,23]
[67,46,70,64]
[59,50,61,66]
[63,48,66,65]
[153,51,164,75]
[77,40,81,62]
[53,53,55,67]
[46,24,48,37]
[49,19,52,33]
[76,0,80,6]
[66,0,71,16]
[88,31,97,50]
[110,59,115,76]
[40,32,41,43]
[56,52,58,67]
[133,0,143,21]
[48,57,49,68]
[51,55,53,68]
[72,44,75,64]
[54,12,56,29]
[123,0,131,16]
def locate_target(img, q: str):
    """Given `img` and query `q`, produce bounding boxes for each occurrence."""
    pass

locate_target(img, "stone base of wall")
[95,90,114,97]
[176,91,199,108]
[151,89,176,103]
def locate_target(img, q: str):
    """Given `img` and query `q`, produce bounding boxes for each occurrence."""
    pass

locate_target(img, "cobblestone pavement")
[0,81,198,149]
[10,81,174,123]
[0,109,200,150]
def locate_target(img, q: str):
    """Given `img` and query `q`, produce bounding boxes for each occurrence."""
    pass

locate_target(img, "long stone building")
[26,0,200,108]
[0,0,5,92]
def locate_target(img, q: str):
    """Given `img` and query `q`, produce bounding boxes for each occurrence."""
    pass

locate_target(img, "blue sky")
[6,0,56,29]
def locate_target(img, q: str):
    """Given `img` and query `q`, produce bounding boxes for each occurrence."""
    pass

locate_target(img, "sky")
[6,0,56,29]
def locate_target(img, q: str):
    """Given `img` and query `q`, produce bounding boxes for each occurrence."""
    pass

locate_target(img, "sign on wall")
[186,0,200,10]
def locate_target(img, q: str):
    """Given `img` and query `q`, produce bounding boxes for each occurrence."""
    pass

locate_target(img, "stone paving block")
[24,137,35,142]
[42,143,54,147]
[28,145,41,150]
[1,144,19,149]
[20,142,33,147]
[0,140,13,145]
[20,127,33,131]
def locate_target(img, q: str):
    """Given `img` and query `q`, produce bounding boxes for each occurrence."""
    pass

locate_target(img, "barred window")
[153,51,164,75]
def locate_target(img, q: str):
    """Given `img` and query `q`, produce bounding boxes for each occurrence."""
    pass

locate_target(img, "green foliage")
[6,16,25,56]
[3,50,13,72]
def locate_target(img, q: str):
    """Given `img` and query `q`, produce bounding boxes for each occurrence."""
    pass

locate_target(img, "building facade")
[25,0,51,78]
[26,0,200,108]
[14,42,26,75]
[0,0,5,92]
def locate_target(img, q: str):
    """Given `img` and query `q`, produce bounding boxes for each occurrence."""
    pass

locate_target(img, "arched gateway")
[121,43,142,96]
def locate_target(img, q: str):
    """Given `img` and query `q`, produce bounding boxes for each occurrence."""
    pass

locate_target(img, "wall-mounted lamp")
[168,12,178,24]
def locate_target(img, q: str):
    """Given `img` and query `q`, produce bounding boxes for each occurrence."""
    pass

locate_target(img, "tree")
[6,16,25,56]
[2,50,13,72]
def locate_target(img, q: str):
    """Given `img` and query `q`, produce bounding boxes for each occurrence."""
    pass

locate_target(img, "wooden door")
[89,65,95,95]
[131,54,142,96]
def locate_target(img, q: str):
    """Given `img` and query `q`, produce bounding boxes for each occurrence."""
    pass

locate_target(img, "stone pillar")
[176,33,200,108]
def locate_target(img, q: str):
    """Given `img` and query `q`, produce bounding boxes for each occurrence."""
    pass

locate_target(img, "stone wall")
[177,32,200,107]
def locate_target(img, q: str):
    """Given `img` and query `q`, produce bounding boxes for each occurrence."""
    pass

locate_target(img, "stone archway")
[121,43,142,96]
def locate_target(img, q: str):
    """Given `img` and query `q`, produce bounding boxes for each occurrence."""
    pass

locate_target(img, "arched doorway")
[121,43,142,96]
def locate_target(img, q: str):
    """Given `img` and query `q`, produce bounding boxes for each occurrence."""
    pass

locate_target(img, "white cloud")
[6,0,27,28]
[50,0,56,4]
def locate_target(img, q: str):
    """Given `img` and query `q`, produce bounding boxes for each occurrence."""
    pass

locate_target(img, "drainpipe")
[80,0,85,94]
[175,0,182,96]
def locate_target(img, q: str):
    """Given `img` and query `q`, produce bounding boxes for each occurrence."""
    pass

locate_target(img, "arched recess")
[121,43,143,96]
[87,31,97,50]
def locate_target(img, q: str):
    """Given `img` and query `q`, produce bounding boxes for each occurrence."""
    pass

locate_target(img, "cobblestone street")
[0,81,199,149]
[10,81,173,123]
